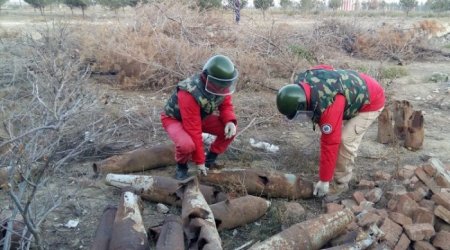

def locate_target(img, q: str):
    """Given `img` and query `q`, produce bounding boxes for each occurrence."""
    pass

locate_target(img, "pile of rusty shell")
[90,206,117,250]
[105,174,227,206]
[109,192,149,250]
[155,215,184,250]
[93,144,176,174]
[181,177,222,250]
[199,169,314,199]
[323,224,384,250]
[249,208,354,250]
[210,195,270,230]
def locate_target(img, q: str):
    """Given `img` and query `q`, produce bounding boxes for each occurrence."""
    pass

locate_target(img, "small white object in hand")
[249,138,279,153]
[202,133,216,145]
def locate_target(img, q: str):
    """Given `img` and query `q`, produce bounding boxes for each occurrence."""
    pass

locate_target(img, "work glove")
[224,122,237,139]
[197,164,208,176]
[313,181,330,197]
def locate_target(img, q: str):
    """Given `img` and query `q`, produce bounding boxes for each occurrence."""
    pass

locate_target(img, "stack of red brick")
[325,158,450,250]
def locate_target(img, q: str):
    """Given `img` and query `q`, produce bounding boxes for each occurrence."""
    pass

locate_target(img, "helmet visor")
[205,71,239,96]
[289,110,313,123]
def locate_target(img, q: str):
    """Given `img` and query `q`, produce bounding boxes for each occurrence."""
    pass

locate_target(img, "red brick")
[365,188,383,203]
[413,207,435,225]
[394,194,420,217]
[380,218,403,248]
[415,167,442,194]
[375,209,389,219]
[394,233,411,250]
[423,163,437,177]
[387,186,408,200]
[389,212,413,226]
[408,188,428,202]
[353,191,366,205]
[436,174,450,188]
[434,205,450,224]
[374,170,391,181]
[404,223,435,241]
[413,241,436,250]
[358,179,376,189]
[432,231,450,250]
[397,165,417,180]
[341,199,357,209]
[431,192,450,210]
[326,203,344,214]
[435,218,450,233]
[419,199,435,212]
[357,212,381,227]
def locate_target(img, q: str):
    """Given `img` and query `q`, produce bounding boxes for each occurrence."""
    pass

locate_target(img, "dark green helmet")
[276,84,307,119]
[203,55,239,96]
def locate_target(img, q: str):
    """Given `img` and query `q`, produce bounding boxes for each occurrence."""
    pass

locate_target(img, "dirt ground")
[1,5,450,250]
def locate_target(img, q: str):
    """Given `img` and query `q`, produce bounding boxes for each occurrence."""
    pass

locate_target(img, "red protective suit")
[300,65,385,182]
[161,90,237,165]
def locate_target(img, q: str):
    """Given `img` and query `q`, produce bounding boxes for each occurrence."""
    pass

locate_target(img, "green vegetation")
[379,66,408,79]
[254,0,274,18]
[64,0,89,16]
[400,0,418,15]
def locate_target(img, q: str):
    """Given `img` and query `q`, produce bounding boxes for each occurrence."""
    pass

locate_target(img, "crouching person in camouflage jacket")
[276,65,385,197]
[161,55,239,180]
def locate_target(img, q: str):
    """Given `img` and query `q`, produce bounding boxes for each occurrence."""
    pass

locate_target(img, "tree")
[254,0,274,19]
[368,0,379,9]
[280,0,293,8]
[400,0,418,15]
[196,0,221,10]
[328,0,342,10]
[24,0,54,15]
[64,0,89,17]
[97,0,125,11]
[226,0,248,9]
[426,0,450,12]
[300,0,316,11]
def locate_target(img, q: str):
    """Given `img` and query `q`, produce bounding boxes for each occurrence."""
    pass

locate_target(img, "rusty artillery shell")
[180,177,222,250]
[156,215,184,250]
[210,195,270,230]
[109,191,149,250]
[105,174,227,206]
[323,224,383,250]
[90,206,117,250]
[93,144,176,174]
[249,209,354,250]
[199,169,314,199]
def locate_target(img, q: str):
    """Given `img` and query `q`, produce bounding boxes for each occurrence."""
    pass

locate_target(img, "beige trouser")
[334,108,384,184]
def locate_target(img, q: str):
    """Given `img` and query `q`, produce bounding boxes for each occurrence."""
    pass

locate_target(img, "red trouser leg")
[202,115,236,154]
[161,115,195,164]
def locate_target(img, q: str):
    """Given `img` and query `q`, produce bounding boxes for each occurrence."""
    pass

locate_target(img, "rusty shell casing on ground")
[90,205,117,250]
[249,208,354,250]
[323,224,383,250]
[199,169,314,199]
[210,195,270,230]
[109,191,149,250]
[181,177,222,250]
[105,174,227,206]
[156,215,184,250]
[93,144,176,174]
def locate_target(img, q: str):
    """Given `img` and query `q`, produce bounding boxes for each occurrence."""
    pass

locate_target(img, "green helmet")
[203,55,239,96]
[276,84,307,120]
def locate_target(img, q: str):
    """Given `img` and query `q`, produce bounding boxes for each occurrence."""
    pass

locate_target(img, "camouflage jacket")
[164,74,225,120]
[294,69,370,123]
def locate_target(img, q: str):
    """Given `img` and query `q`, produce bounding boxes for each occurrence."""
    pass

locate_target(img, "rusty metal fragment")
[109,191,149,250]
[93,144,176,174]
[156,215,184,250]
[105,174,227,206]
[249,209,354,250]
[199,169,314,199]
[90,205,117,250]
[323,224,384,250]
[210,195,270,230]
[180,177,222,250]
[404,110,424,151]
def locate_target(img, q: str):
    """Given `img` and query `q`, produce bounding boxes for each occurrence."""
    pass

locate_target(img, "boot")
[175,163,189,180]
[205,152,223,170]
